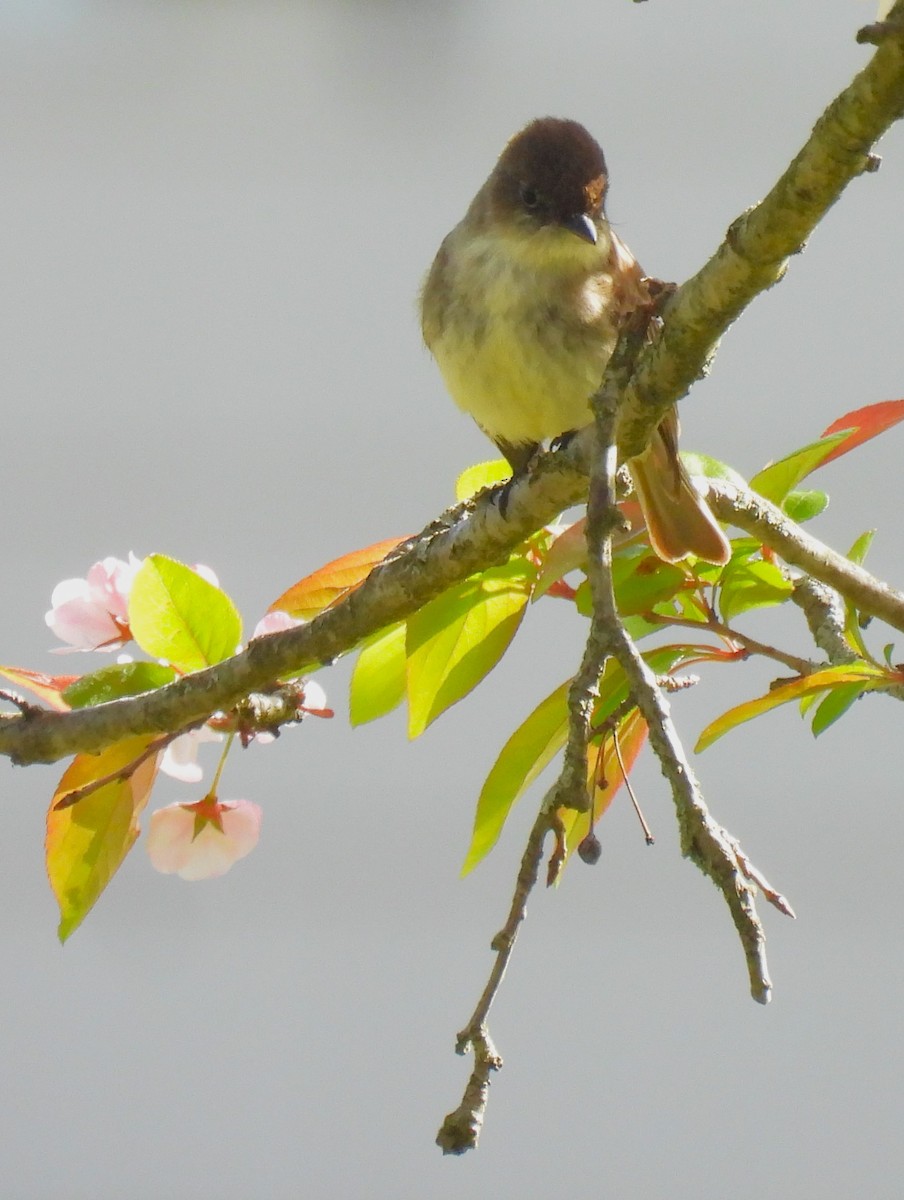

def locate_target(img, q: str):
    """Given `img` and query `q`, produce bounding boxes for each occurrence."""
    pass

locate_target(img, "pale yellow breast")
[425,225,620,449]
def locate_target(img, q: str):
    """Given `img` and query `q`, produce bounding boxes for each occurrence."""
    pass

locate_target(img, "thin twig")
[583,344,785,1004]
[437,802,553,1154]
[554,314,648,820]
[644,611,816,675]
[612,724,655,845]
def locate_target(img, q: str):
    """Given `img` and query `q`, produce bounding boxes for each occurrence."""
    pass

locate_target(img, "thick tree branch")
[708,481,904,632]
[617,11,904,458]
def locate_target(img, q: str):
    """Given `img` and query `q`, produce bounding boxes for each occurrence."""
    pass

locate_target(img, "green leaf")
[406,555,536,737]
[679,452,749,490]
[811,681,868,737]
[782,489,828,523]
[612,550,687,617]
[847,530,875,566]
[749,432,848,504]
[696,664,890,752]
[63,661,176,709]
[840,531,878,658]
[47,735,160,941]
[349,622,407,725]
[719,558,794,621]
[455,459,511,500]
[129,555,242,672]
[462,644,696,874]
[461,679,571,875]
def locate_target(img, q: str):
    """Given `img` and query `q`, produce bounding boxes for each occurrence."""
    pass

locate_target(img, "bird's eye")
[519,184,539,209]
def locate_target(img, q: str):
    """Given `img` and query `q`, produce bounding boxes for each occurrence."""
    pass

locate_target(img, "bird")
[420,116,730,566]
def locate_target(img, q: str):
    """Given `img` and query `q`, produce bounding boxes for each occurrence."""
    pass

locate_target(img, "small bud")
[577,833,602,865]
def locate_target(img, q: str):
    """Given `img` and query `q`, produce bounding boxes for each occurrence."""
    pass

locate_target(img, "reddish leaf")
[0,666,77,711]
[819,399,904,466]
[561,708,649,860]
[534,518,587,599]
[268,536,409,621]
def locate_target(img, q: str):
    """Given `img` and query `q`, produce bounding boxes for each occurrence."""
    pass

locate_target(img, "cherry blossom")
[159,726,224,783]
[46,554,143,651]
[146,796,262,881]
[298,678,332,717]
[252,610,302,638]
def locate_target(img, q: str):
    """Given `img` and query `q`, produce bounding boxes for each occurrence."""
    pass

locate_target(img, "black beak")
[561,212,598,245]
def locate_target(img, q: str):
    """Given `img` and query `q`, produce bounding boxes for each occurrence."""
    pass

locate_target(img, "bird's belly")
[432,259,616,448]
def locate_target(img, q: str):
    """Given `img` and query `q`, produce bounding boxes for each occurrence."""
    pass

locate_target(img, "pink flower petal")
[252,610,302,638]
[159,727,223,783]
[46,596,123,650]
[147,799,262,881]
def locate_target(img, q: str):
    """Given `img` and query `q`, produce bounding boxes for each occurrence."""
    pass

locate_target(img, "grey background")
[2,2,903,1197]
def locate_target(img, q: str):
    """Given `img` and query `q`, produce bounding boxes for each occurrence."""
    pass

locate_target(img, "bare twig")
[612,724,655,845]
[437,802,553,1154]
[581,349,784,1004]
[644,610,816,676]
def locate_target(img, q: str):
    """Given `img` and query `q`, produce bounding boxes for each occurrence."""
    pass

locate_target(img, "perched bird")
[420,117,730,565]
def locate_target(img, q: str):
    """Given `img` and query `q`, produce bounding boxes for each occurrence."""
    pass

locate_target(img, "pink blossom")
[193,564,220,589]
[146,796,262,881]
[159,726,224,783]
[46,554,143,651]
[298,678,332,717]
[252,610,302,638]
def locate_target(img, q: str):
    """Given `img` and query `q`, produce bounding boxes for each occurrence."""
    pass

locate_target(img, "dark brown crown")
[493,117,608,222]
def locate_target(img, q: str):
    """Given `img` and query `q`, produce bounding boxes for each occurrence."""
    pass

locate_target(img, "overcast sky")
[1,3,903,1198]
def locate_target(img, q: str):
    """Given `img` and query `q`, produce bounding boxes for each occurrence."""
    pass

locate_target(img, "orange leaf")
[0,666,77,711]
[560,709,649,859]
[267,536,409,620]
[819,399,904,466]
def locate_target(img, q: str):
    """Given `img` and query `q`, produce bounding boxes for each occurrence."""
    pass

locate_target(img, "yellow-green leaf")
[46,735,160,941]
[462,679,571,875]
[349,621,406,725]
[63,662,176,709]
[462,644,694,874]
[719,558,794,621]
[534,517,587,600]
[406,555,536,737]
[749,432,848,504]
[129,555,241,672]
[696,664,891,752]
[612,550,687,617]
[811,681,869,737]
[455,459,511,500]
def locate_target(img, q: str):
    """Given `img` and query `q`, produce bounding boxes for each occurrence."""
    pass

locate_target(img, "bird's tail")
[628,415,730,566]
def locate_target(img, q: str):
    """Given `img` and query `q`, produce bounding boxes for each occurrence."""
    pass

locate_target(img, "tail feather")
[629,425,730,566]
